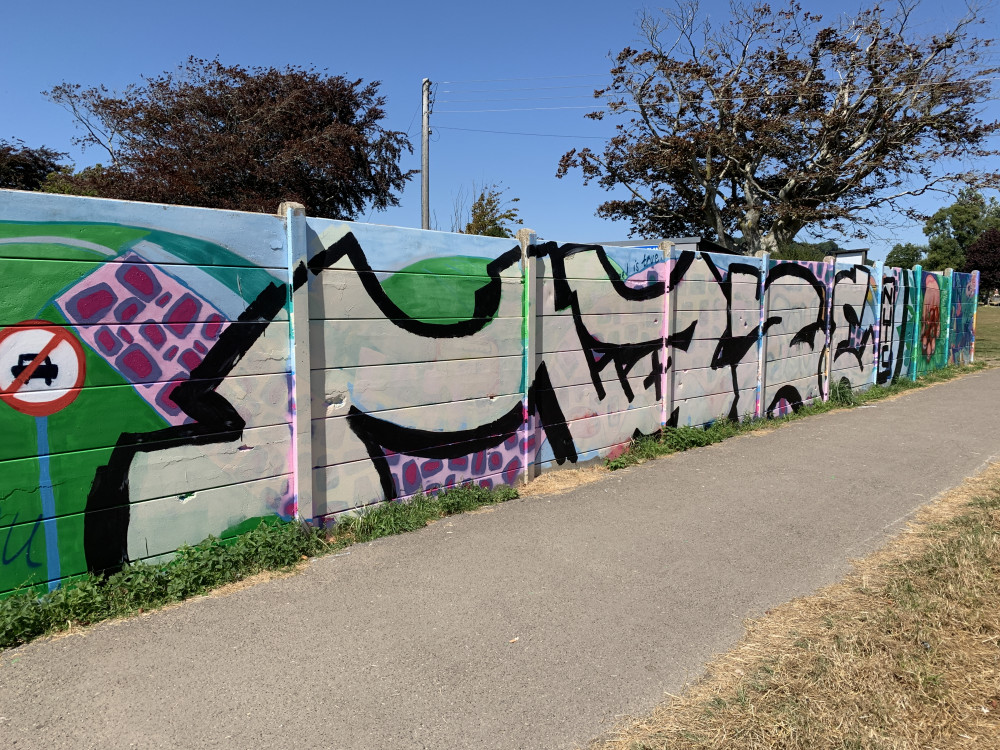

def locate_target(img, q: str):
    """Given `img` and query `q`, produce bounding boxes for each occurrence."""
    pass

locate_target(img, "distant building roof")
[825,247,870,265]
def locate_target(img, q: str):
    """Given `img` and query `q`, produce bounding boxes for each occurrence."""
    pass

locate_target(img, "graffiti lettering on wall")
[0,190,979,595]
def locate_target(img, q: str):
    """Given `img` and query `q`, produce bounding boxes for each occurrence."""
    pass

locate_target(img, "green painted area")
[220,515,284,541]
[0,252,120,320]
[381,256,495,322]
[0,222,150,254]
[0,220,286,594]
[140,230,285,304]
[0,301,165,591]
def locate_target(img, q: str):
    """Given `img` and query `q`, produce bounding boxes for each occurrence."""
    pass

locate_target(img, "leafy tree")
[922,188,1000,270]
[557,0,999,255]
[42,165,104,197]
[964,228,1000,298]
[0,139,67,191]
[452,183,521,238]
[771,238,841,262]
[885,242,926,269]
[45,57,415,216]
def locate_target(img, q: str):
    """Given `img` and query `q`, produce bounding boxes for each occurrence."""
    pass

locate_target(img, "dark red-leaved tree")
[0,139,67,191]
[964,228,1000,298]
[46,57,415,217]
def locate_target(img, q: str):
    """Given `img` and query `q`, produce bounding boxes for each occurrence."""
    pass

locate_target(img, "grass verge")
[592,458,1000,750]
[0,484,516,651]
[974,305,1000,364]
[607,364,986,471]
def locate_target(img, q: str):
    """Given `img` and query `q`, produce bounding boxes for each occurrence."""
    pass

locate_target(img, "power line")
[434,125,609,139]
[434,77,1000,113]
[438,84,605,94]
[437,73,609,85]
[437,94,615,104]
[437,105,604,114]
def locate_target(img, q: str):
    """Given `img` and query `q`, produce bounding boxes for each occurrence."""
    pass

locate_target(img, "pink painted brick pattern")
[56,252,228,425]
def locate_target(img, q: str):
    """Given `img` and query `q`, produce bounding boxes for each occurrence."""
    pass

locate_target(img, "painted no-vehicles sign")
[0,320,86,417]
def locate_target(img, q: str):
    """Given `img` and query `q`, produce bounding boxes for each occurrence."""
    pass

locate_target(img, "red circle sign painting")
[0,320,87,417]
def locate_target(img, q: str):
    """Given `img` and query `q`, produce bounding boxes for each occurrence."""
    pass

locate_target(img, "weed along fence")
[0,189,980,595]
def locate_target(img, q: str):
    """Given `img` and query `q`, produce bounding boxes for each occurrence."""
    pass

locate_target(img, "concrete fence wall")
[0,190,980,594]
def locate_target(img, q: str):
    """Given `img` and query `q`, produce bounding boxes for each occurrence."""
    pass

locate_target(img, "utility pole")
[421,78,431,230]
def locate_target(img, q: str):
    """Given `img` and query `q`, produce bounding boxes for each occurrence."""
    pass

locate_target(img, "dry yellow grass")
[593,463,1000,750]
[520,464,608,496]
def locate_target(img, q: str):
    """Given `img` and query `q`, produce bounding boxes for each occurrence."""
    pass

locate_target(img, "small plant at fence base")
[607,365,984,471]
[0,484,517,651]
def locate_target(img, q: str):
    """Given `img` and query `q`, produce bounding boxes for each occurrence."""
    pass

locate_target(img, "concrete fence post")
[517,228,538,482]
[280,202,313,523]
[659,240,676,429]
[755,252,771,418]
[943,268,954,369]
[872,260,884,387]
[823,256,836,400]
[911,264,923,381]
[972,270,981,363]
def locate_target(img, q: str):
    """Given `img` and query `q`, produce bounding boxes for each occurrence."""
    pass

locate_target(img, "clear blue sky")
[2,0,997,260]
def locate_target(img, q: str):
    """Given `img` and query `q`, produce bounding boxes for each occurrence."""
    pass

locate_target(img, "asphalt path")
[3,368,999,750]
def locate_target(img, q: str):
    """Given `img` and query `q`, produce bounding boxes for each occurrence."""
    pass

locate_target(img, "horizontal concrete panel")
[534,250,644,282]
[126,473,293,560]
[766,352,824,384]
[0,423,291,527]
[557,405,661,457]
[675,336,758,368]
[764,375,825,410]
[831,285,876,305]
[537,348,660,391]
[829,367,874,390]
[0,319,290,390]
[674,307,761,340]
[674,387,757,427]
[536,278,664,316]
[313,460,524,518]
[764,310,828,337]
[0,192,288,269]
[672,280,761,311]
[674,361,759,399]
[309,317,524,369]
[313,457,387,516]
[535,313,663,355]
[312,395,524,467]
[0,258,286,326]
[127,423,292,504]
[312,357,524,417]
[538,381,659,422]
[308,270,523,321]
[306,220,522,277]
[674,254,764,284]
[0,372,292,463]
[765,332,827,361]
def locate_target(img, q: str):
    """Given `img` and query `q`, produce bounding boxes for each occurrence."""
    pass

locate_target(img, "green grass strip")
[0,484,517,651]
[607,364,986,471]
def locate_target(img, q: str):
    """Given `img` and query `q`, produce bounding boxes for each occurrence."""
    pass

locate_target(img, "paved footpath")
[3,368,1000,750]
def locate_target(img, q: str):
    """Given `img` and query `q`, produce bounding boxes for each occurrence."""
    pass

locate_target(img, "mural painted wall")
[0,189,980,594]
[914,269,952,377]
[0,191,294,595]
[949,271,978,365]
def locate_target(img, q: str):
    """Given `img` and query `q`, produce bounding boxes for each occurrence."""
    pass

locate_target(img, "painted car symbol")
[11,353,60,386]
